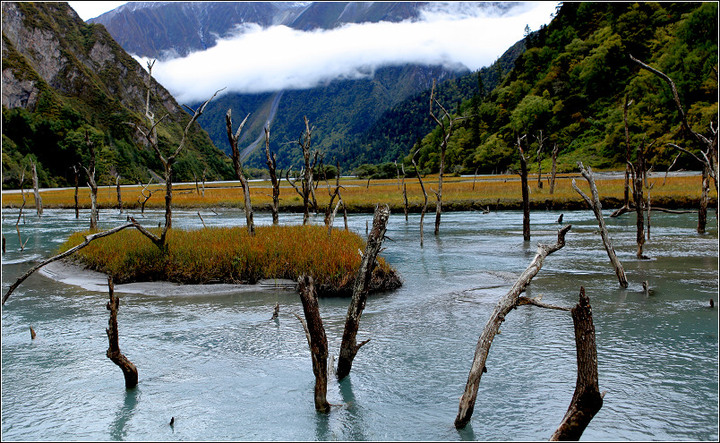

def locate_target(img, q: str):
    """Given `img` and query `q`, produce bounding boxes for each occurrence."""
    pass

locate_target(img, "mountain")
[407,1,718,175]
[2,1,234,189]
[87,1,522,172]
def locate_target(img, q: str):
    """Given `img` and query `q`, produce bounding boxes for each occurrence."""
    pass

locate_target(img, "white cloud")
[137,2,558,103]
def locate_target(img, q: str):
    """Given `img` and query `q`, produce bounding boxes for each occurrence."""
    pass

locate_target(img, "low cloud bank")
[136,2,558,103]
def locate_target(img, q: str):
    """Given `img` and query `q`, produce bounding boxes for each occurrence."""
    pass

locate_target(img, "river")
[1,207,717,441]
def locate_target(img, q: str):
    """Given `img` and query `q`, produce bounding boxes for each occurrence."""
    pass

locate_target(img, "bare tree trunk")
[106,277,138,389]
[15,170,29,251]
[630,142,647,259]
[296,275,330,413]
[226,109,254,235]
[550,143,559,194]
[517,136,531,241]
[536,130,545,189]
[412,154,429,247]
[115,174,123,213]
[550,286,604,441]
[698,165,709,233]
[83,131,99,230]
[31,161,42,217]
[72,165,80,219]
[337,204,390,380]
[572,162,628,288]
[264,127,280,225]
[455,224,572,429]
[400,163,409,221]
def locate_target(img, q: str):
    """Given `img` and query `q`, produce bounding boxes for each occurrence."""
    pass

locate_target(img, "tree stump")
[106,277,138,389]
[297,275,330,413]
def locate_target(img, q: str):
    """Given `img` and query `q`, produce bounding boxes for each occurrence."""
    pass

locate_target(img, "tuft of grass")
[58,225,401,296]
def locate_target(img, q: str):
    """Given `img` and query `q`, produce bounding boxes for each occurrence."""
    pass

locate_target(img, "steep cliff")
[2,2,233,189]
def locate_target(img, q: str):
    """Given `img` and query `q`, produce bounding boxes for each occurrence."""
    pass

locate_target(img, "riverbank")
[2,171,715,212]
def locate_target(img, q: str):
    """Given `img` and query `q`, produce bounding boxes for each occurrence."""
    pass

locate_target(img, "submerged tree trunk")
[572,162,628,288]
[296,275,330,413]
[337,204,390,381]
[517,136,531,242]
[550,287,604,441]
[698,165,709,234]
[106,277,138,389]
[455,225,572,429]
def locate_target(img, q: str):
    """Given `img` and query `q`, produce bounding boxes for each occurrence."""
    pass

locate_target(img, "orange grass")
[58,224,401,296]
[3,173,715,212]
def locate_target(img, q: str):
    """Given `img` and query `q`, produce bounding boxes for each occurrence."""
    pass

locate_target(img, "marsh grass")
[4,174,714,212]
[58,225,401,296]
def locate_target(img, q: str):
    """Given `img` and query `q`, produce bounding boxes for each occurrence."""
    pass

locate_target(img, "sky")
[68,2,559,103]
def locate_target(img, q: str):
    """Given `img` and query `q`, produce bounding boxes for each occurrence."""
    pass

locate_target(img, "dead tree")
[72,164,80,219]
[396,161,409,221]
[132,60,223,248]
[114,173,123,213]
[455,224,572,429]
[535,130,546,189]
[336,204,391,380]
[412,152,429,247]
[629,140,649,259]
[264,127,281,225]
[106,277,138,389]
[550,287,604,441]
[82,131,99,230]
[572,162,628,288]
[631,54,718,226]
[225,109,254,235]
[549,143,559,194]
[15,169,30,251]
[295,275,330,412]
[612,95,634,217]
[517,135,531,241]
[137,179,154,215]
[429,79,466,235]
[31,160,42,217]
[287,117,319,225]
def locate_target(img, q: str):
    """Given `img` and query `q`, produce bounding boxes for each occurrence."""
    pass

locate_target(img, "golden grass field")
[3,172,716,213]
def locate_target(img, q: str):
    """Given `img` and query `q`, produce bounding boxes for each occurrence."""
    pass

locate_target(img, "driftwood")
[572,162,628,288]
[226,108,254,235]
[455,224,572,429]
[105,277,138,389]
[550,287,604,441]
[295,275,330,412]
[336,204,391,380]
[2,219,160,305]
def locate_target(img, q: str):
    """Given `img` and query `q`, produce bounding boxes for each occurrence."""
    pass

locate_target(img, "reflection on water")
[2,208,718,441]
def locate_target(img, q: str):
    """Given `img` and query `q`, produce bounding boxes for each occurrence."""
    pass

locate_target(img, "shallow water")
[2,207,718,441]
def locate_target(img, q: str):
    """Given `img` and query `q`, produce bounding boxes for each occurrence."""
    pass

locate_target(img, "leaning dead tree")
[336,204,391,380]
[572,162,629,288]
[549,287,604,441]
[264,126,281,225]
[295,275,331,412]
[517,134,531,241]
[631,54,718,228]
[131,60,223,248]
[15,169,30,251]
[106,277,138,389]
[226,109,254,235]
[455,224,572,429]
[429,79,466,235]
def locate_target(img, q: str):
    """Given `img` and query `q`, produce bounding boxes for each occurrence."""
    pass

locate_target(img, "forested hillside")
[1,2,234,189]
[406,2,717,175]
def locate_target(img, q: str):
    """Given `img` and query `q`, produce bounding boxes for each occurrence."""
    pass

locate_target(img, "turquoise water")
[2,207,718,441]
